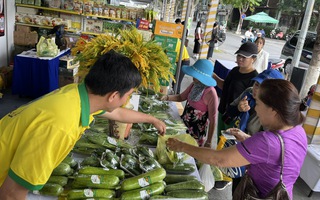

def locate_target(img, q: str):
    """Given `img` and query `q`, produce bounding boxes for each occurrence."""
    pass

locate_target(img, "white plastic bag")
[199,163,215,192]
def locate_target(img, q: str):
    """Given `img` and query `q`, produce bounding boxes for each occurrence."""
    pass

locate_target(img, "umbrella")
[244,12,279,24]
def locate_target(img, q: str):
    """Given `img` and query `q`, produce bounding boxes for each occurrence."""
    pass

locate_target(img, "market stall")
[26,90,204,200]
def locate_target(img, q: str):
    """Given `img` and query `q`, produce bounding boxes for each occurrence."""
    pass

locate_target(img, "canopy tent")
[244,12,279,24]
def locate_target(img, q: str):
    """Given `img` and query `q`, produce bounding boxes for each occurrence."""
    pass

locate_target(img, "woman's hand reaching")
[226,128,251,142]
[166,138,184,152]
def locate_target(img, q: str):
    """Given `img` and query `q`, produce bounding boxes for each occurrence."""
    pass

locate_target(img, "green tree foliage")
[222,0,262,33]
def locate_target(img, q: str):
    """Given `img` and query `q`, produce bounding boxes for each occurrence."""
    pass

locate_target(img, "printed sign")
[153,20,183,39]
[137,19,150,30]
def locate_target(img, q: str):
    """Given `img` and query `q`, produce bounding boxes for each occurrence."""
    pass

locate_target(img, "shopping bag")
[217,135,246,178]
[199,163,215,192]
[37,36,59,57]
[155,134,198,165]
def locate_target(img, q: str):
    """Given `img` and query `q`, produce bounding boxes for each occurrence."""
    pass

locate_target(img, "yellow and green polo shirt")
[175,39,190,63]
[0,83,103,190]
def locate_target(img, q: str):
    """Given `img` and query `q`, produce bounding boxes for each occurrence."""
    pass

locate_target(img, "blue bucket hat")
[252,69,284,84]
[182,59,217,87]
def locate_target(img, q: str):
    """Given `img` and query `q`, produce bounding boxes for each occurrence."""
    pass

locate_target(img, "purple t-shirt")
[236,125,307,199]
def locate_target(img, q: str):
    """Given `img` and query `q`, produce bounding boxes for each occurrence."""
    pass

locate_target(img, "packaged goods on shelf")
[61,0,74,10]
[85,19,103,33]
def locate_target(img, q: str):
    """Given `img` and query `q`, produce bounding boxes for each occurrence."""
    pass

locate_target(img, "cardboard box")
[166,37,178,52]
[14,31,26,45]
[16,25,31,33]
[154,35,167,49]
[59,66,79,77]
[153,20,183,39]
[64,36,79,48]
[24,32,38,45]
[59,55,79,69]
[166,51,177,64]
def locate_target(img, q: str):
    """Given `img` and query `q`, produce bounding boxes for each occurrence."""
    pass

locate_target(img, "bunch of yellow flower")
[72,28,174,92]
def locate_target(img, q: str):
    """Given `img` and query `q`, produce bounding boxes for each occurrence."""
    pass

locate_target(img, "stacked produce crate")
[59,55,79,87]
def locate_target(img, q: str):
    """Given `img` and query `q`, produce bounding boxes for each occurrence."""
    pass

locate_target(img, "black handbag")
[233,132,290,200]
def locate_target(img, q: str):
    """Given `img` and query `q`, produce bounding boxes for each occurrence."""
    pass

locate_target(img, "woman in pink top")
[162,59,218,147]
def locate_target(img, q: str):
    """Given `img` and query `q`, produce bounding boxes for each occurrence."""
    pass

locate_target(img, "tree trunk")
[236,14,243,34]
[300,20,320,98]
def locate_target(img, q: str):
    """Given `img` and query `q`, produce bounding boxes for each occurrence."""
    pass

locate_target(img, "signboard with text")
[153,20,183,39]
[137,19,150,30]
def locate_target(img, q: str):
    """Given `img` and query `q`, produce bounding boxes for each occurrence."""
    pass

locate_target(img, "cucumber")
[165,180,205,192]
[120,168,166,191]
[78,166,125,179]
[38,183,63,196]
[72,174,119,189]
[62,156,77,168]
[164,174,198,184]
[120,181,165,200]
[81,156,101,167]
[67,189,115,199]
[47,176,68,186]
[52,162,71,176]
[166,189,208,200]
[163,163,196,175]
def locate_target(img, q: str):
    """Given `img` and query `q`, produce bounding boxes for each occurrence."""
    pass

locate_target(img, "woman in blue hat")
[162,59,218,147]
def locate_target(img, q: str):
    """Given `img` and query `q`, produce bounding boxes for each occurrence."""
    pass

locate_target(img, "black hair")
[175,18,181,24]
[196,21,201,28]
[258,79,306,126]
[84,50,141,97]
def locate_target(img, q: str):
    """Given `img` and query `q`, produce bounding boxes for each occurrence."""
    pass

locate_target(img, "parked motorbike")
[270,29,276,39]
[268,58,285,73]
[276,31,284,39]
[270,29,284,39]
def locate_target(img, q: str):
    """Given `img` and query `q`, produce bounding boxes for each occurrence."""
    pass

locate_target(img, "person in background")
[193,21,203,59]
[181,21,188,37]
[212,42,258,190]
[225,69,284,193]
[175,18,181,24]
[207,22,219,59]
[166,79,308,200]
[260,29,266,37]
[162,59,218,147]
[181,21,189,47]
[253,37,269,73]
[172,38,190,94]
[244,28,254,42]
[0,50,166,199]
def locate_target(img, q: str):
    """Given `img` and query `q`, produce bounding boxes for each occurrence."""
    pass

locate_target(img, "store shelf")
[15,22,53,29]
[15,22,81,33]
[84,14,134,22]
[16,4,80,15]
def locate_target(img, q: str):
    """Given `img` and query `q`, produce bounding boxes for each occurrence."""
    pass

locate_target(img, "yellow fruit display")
[72,28,174,92]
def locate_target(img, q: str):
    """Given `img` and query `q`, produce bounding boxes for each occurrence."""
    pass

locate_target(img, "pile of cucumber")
[38,155,77,196]
[33,91,209,199]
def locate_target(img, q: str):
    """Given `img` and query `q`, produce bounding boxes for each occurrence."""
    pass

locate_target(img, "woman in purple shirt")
[166,79,307,199]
